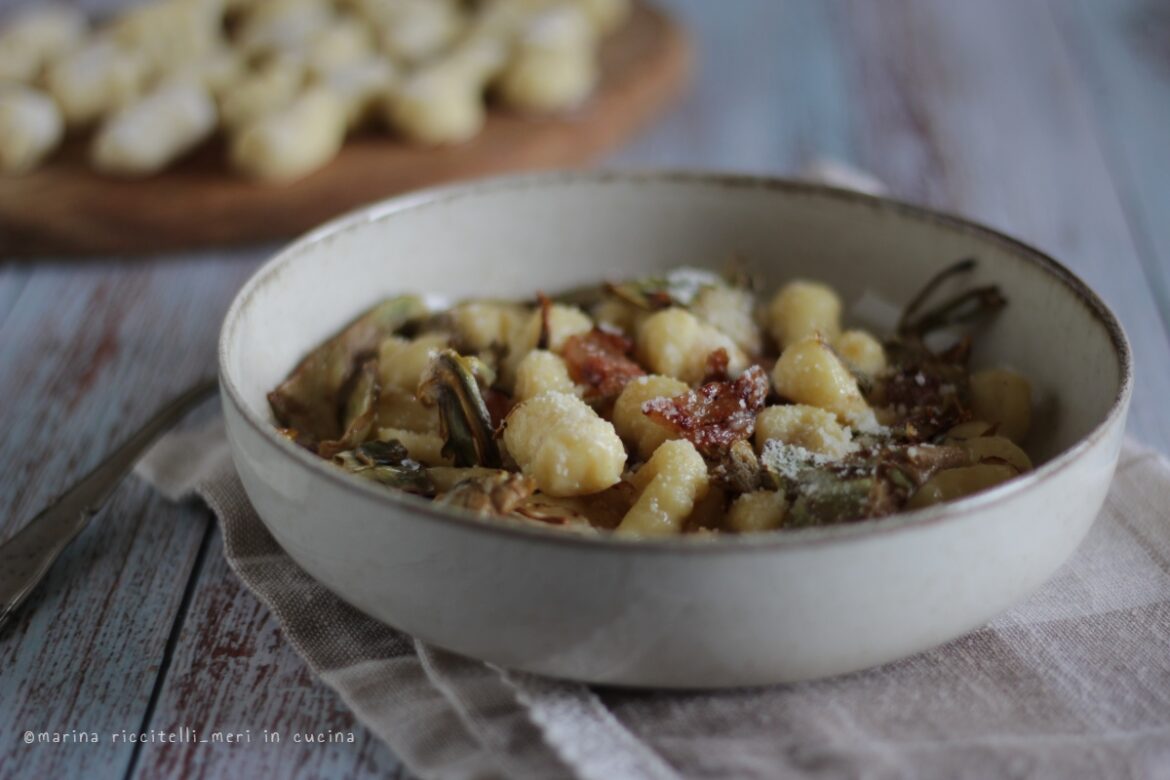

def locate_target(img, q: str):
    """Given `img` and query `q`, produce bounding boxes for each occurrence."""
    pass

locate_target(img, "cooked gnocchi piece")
[378,333,452,393]
[501,303,593,389]
[502,391,626,496]
[833,329,886,375]
[612,374,688,460]
[617,439,708,536]
[636,308,748,385]
[969,368,1032,443]
[513,350,579,402]
[767,280,842,349]
[690,284,763,356]
[269,261,1036,536]
[726,490,787,533]
[754,404,855,460]
[772,336,873,427]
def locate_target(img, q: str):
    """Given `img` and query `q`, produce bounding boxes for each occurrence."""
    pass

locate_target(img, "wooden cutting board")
[0,2,689,257]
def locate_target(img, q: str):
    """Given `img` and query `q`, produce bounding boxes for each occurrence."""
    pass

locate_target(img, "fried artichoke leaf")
[419,349,502,468]
[318,359,380,459]
[436,471,535,516]
[333,439,435,496]
[268,295,428,445]
[761,440,971,527]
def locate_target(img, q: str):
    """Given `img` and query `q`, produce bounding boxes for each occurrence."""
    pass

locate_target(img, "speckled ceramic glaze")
[218,171,1132,689]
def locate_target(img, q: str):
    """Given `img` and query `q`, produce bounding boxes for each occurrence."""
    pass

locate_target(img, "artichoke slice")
[435,471,535,516]
[268,295,427,445]
[333,440,435,496]
[317,359,380,459]
[419,349,502,468]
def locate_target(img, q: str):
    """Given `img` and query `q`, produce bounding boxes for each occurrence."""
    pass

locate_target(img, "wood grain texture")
[3,2,1170,779]
[0,3,690,257]
[838,0,1170,451]
[1050,0,1170,340]
[128,532,407,780]
[0,253,260,780]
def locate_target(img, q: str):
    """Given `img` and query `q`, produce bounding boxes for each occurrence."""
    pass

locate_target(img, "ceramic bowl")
[218,171,1131,688]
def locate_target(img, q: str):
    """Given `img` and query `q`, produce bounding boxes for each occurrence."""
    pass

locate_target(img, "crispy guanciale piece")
[268,295,426,445]
[561,328,645,402]
[642,365,770,457]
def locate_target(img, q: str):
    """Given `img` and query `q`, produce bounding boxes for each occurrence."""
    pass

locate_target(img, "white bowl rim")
[218,168,1134,554]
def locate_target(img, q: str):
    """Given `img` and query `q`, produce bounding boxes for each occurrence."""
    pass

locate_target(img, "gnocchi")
[0,6,87,84]
[513,350,579,402]
[772,336,873,427]
[0,86,64,174]
[92,81,218,175]
[726,490,787,533]
[503,391,626,496]
[230,87,349,181]
[969,368,1032,443]
[767,280,842,349]
[268,262,1036,537]
[754,404,855,460]
[612,374,689,460]
[636,308,748,385]
[0,0,634,178]
[617,439,708,536]
[833,329,886,375]
[45,40,149,126]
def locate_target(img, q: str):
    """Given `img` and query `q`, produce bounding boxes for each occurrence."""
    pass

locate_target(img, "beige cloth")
[136,422,1170,780]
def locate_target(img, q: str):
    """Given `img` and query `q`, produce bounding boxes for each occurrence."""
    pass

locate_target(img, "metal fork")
[0,379,219,633]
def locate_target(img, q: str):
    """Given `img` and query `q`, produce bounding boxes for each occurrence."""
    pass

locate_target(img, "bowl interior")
[222,172,1127,475]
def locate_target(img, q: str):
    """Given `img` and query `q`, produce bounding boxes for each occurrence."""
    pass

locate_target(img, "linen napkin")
[136,426,1170,779]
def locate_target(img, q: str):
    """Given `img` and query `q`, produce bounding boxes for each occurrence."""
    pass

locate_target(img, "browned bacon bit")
[701,348,731,383]
[562,328,646,402]
[536,292,553,350]
[482,387,515,431]
[643,365,770,458]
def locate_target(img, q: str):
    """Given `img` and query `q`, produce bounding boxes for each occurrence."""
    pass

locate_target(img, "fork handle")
[0,379,219,632]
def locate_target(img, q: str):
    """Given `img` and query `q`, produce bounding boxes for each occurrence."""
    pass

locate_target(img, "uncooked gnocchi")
[0,0,634,179]
[0,86,64,173]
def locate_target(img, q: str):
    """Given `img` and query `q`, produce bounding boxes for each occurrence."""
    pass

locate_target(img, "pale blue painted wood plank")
[130,530,407,780]
[0,253,258,779]
[838,0,1170,452]
[1050,0,1170,338]
[0,481,210,779]
[0,263,32,329]
[611,0,860,173]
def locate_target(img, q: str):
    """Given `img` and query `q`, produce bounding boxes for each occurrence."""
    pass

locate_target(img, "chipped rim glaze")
[218,169,1133,553]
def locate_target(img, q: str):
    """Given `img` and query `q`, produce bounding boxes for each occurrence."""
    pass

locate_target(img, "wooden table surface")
[3,1,1169,777]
